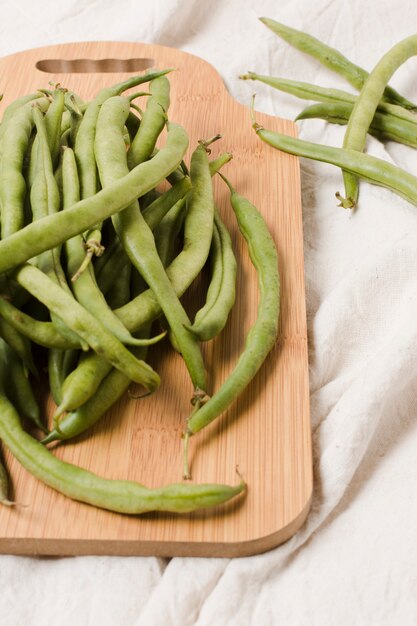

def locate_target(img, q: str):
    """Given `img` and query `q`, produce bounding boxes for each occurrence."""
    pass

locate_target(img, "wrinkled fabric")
[1,0,417,624]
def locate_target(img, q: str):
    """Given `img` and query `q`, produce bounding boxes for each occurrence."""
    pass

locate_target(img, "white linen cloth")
[1,0,417,624]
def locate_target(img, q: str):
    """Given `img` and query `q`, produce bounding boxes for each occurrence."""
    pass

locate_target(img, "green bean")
[0,122,188,275]
[94,175,192,296]
[0,98,50,238]
[74,69,173,200]
[154,197,187,267]
[62,146,160,347]
[341,34,417,208]
[296,101,417,149]
[0,296,81,350]
[44,85,66,167]
[252,119,417,207]
[184,177,280,477]
[141,175,192,228]
[48,349,66,406]
[0,92,43,123]
[95,95,207,393]
[186,209,237,341]
[128,76,170,168]
[114,147,227,332]
[0,392,245,514]
[94,239,131,296]
[259,17,417,110]
[239,71,417,128]
[13,263,160,393]
[30,106,86,349]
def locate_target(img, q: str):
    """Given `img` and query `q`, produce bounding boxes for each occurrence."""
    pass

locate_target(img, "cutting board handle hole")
[35,57,155,74]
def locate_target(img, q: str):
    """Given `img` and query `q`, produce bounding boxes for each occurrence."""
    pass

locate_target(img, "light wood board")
[0,41,312,557]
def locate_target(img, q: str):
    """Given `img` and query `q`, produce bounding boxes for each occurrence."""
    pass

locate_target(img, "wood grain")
[0,41,312,557]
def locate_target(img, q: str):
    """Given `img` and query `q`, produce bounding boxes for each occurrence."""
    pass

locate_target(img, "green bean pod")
[62,146,160,347]
[240,71,417,128]
[0,392,245,514]
[0,98,50,238]
[95,95,207,393]
[259,17,417,110]
[128,75,171,168]
[0,316,37,376]
[186,176,280,443]
[253,120,417,208]
[341,33,417,207]
[43,326,152,443]
[0,296,81,350]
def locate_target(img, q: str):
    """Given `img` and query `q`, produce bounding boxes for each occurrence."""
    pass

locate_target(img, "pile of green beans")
[0,70,281,515]
[242,18,417,210]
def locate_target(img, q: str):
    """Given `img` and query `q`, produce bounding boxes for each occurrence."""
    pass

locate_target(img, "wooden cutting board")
[0,41,312,557]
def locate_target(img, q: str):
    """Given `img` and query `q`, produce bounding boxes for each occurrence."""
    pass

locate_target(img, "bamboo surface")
[0,41,312,557]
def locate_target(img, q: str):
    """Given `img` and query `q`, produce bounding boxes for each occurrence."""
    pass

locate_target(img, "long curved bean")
[184,176,280,476]
[95,95,207,393]
[240,71,417,128]
[341,34,417,207]
[0,122,189,275]
[0,391,245,514]
[252,120,417,207]
[259,17,417,110]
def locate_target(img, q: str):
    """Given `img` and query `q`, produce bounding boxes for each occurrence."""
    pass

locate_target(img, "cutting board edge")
[0,487,312,557]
